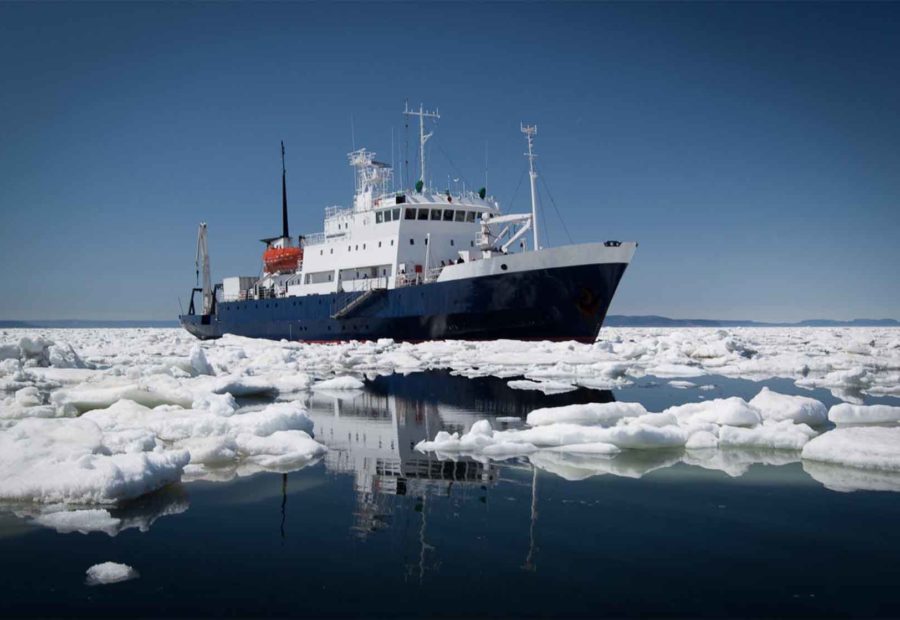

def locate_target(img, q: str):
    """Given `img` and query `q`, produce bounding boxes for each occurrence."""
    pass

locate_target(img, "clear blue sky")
[1,2,898,322]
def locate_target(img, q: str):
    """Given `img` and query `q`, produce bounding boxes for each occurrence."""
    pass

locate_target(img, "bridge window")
[430,209,441,220]
[376,211,383,224]
[417,208,429,221]
[443,209,453,221]
[455,210,466,222]
[405,208,416,220]
[466,211,477,223]
[392,208,400,220]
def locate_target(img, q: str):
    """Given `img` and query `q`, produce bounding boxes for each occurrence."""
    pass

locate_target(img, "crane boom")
[195,222,212,314]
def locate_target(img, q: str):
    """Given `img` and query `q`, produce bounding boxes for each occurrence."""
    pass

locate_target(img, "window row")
[384,208,479,224]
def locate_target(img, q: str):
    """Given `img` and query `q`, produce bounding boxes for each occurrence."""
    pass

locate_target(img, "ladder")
[330,286,386,319]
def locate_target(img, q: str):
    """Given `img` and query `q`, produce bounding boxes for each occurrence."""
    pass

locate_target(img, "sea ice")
[827,403,900,426]
[664,397,762,427]
[526,402,647,427]
[85,562,139,586]
[748,387,828,426]
[802,427,900,472]
[507,379,577,393]
[0,417,190,504]
[311,376,365,390]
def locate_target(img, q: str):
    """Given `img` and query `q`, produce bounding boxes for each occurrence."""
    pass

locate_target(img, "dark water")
[2,372,899,618]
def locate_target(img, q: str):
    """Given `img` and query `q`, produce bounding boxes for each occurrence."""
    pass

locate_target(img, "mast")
[281,141,289,239]
[521,124,539,251]
[403,103,440,191]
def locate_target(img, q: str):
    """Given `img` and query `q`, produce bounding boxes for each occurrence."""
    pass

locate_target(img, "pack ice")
[0,330,327,511]
[1,327,899,505]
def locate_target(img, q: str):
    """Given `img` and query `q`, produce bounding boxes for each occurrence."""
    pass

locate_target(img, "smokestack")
[281,141,289,239]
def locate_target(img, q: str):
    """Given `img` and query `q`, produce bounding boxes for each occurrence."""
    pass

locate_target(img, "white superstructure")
[223,105,542,301]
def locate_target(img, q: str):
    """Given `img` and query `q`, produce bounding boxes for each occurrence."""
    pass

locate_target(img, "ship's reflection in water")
[293,372,613,576]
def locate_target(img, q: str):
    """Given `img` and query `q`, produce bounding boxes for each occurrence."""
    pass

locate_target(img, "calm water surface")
[2,372,899,618]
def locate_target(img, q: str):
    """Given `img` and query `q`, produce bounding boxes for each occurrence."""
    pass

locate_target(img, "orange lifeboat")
[263,246,302,274]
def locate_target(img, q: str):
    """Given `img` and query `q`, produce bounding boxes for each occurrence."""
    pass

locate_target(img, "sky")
[0,2,898,322]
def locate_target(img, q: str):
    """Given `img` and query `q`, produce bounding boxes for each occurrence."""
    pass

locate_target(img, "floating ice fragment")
[802,427,900,472]
[685,430,719,450]
[526,402,647,427]
[189,345,214,376]
[828,403,900,426]
[665,397,762,427]
[748,387,828,426]
[718,420,817,450]
[311,376,365,390]
[85,562,139,586]
[668,380,696,389]
[14,387,42,407]
[507,379,577,393]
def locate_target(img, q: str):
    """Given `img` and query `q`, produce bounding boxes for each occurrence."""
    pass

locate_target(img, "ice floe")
[801,427,900,473]
[85,562,139,586]
[827,403,900,426]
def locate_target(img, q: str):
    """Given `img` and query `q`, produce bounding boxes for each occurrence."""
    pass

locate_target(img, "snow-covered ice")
[802,427,900,473]
[85,562,139,586]
[0,329,330,511]
[1,326,898,507]
[828,403,900,426]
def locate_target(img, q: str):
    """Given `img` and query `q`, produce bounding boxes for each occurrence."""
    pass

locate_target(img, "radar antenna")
[404,102,440,192]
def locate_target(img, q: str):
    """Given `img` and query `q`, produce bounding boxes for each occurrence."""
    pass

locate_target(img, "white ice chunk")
[0,417,189,504]
[189,345,214,376]
[665,397,762,427]
[719,420,817,450]
[668,380,696,389]
[14,386,42,407]
[507,379,577,393]
[685,430,719,450]
[233,430,326,468]
[828,403,900,426]
[526,402,647,427]
[85,562,139,586]
[311,376,365,390]
[802,426,900,472]
[748,387,828,426]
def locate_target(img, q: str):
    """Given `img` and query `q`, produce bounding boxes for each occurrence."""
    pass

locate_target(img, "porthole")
[501,264,508,271]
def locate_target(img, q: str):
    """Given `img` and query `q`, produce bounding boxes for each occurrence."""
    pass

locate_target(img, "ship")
[180,104,636,343]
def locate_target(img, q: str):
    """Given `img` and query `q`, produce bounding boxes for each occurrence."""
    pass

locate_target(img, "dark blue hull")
[179,262,628,343]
